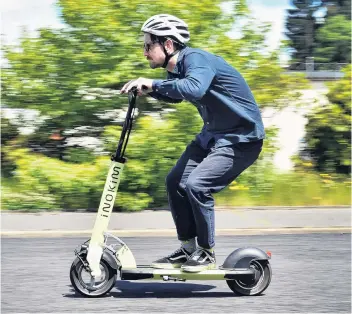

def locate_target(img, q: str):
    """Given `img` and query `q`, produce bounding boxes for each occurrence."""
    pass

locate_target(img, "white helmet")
[141,14,190,44]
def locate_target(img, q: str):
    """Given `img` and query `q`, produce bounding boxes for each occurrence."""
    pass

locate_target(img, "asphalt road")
[1,234,351,313]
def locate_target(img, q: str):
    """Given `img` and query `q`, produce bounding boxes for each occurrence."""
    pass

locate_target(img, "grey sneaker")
[181,248,216,272]
[151,247,192,269]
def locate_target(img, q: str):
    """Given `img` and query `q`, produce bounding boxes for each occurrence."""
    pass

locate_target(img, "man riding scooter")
[121,14,265,273]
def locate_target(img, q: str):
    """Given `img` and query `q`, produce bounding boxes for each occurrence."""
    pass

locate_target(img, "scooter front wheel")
[70,255,117,297]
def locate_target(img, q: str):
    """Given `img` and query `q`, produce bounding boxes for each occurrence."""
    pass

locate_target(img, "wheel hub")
[235,261,264,289]
[78,264,108,291]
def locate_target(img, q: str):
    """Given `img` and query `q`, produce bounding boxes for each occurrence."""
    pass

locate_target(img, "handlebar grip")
[130,87,138,95]
[130,85,148,96]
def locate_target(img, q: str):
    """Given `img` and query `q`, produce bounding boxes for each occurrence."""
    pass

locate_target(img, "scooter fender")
[222,247,270,269]
[75,244,119,271]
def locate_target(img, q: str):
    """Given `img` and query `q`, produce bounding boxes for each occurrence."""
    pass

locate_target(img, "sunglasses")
[143,41,159,52]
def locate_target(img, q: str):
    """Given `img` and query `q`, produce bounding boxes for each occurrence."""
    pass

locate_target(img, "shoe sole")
[151,263,183,269]
[181,263,216,273]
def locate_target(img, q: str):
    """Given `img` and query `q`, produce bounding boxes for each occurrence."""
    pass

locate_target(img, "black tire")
[69,255,117,297]
[226,260,272,296]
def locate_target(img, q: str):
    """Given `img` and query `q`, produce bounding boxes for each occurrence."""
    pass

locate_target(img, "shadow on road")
[63,281,257,298]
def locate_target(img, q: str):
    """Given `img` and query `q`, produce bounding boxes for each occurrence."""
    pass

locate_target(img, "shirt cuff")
[152,80,163,92]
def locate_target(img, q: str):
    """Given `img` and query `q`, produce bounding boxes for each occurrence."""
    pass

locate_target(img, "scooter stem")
[86,88,137,277]
[87,160,124,277]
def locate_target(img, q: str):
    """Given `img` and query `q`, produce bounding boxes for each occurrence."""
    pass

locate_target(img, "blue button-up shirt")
[149,47,265,149]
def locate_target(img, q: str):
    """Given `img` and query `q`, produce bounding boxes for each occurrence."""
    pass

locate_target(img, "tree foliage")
[314,14,351,63]
[302,65,351,174]
[1,0,311,210]
[1,115,19,177]
[285,0,351,65]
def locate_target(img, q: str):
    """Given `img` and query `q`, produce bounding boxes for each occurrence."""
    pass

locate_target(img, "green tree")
[302,65,351,174]
[1,115,19,177]
[2,29,124,158]
[1,0,248,157]
[2,0,309,211]
[1,0,308,160]
[285,0,319,65]
[324,0,351,19]
[285,0,351,65]
[314,14,351,63]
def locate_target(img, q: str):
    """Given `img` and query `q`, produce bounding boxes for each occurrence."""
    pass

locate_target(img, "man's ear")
[165,39,174,53]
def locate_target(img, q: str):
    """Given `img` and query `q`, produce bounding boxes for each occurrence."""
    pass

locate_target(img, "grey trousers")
[166,139,263,249]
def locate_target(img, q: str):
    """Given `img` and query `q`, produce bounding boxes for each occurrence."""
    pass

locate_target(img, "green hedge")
[1,110,350,211]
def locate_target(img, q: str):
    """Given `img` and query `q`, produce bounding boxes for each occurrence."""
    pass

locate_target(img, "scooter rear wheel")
[226,260,272,296]
[70,255,117,297]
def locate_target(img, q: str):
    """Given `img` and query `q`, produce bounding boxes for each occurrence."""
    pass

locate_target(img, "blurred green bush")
[1,0,350,211]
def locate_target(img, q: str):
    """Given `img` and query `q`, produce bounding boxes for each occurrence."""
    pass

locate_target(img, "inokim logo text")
[100,165,121,218]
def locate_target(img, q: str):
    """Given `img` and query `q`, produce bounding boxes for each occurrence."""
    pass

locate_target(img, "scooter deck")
[120,265,255,281]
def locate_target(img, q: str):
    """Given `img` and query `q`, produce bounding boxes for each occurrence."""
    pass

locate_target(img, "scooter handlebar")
[101,82,148,95]
[128,87,138,103]
[130,85,148,92]
[130,86,138,95]
[128,85,148,100]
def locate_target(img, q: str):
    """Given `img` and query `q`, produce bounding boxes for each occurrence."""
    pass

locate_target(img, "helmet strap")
[161,45,179,69]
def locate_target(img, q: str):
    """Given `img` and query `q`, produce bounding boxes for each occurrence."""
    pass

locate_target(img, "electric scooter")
[69,87,272,297]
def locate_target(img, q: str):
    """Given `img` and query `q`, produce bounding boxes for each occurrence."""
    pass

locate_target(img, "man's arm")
[120,76,182,103]
[151,52,216,102]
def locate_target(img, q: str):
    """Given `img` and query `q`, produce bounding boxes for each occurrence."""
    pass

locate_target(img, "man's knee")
[166,169,181,190]
[185,175,203,193]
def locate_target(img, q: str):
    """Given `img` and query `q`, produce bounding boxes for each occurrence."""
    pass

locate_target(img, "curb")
[1,227,351,238]
[1,205,350,214]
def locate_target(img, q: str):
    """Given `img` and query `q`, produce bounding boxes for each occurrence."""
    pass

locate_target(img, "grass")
[216,171,351,207]
[2,171,351,211]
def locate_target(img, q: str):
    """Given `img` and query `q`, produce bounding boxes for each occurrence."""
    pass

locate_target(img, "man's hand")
[120,78,154,95]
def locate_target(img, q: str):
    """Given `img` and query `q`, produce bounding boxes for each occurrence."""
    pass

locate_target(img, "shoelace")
[190,248,214,262]
[167,247,186,258]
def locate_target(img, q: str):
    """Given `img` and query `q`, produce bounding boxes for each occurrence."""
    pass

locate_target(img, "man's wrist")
[152,80,163,92]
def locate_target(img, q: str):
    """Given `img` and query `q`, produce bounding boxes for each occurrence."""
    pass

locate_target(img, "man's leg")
[151,140,208,269]
[166,140,208,242]
[181,140,263,272]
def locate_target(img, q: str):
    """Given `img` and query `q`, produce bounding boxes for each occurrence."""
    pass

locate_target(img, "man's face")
[143,33,165,69]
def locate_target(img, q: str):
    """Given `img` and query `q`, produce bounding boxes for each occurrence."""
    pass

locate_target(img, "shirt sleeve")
[147,90,183,103]
[152,52,215,102]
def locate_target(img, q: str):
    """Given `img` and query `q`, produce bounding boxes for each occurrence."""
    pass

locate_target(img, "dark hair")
[150,34,185,51]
